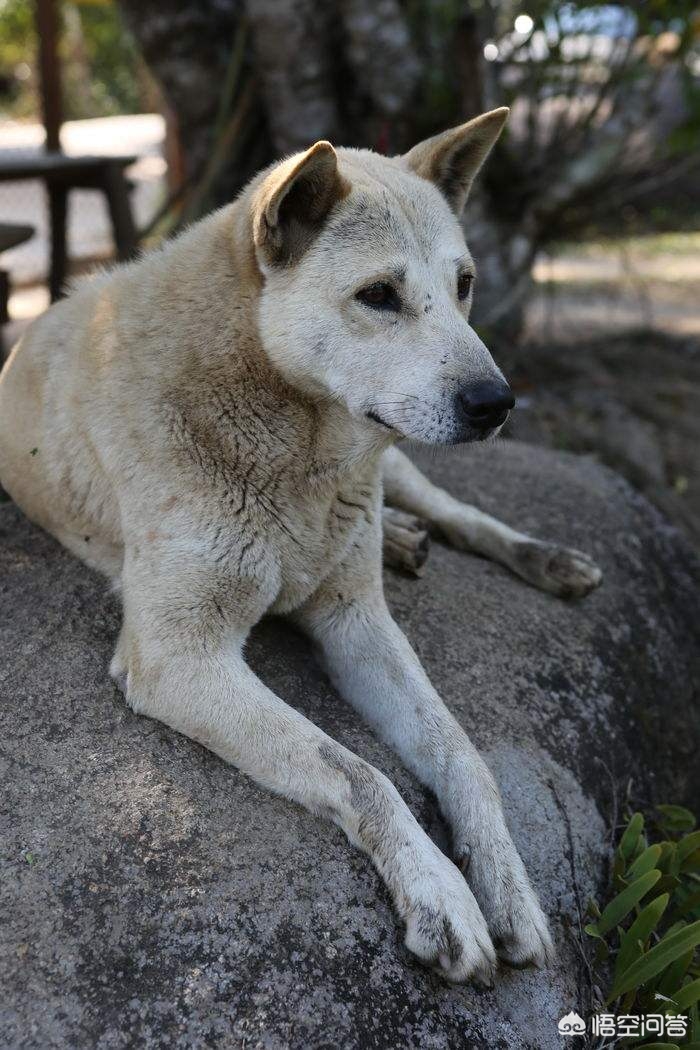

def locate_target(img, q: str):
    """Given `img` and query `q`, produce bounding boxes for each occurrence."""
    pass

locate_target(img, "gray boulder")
[1,441,699,1050]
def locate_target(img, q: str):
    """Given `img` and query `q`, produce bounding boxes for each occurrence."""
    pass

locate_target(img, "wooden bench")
[0,222,35,360]
[0,152,138,302]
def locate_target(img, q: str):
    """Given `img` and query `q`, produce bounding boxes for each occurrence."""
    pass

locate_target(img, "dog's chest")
[171,387,382,611]
[267,470,380,613]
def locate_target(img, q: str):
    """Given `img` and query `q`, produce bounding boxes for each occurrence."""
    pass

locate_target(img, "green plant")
[585,806,700,1047]
[0,0,149,122]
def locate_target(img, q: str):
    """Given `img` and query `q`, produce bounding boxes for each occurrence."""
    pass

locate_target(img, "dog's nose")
[458,379,515,430]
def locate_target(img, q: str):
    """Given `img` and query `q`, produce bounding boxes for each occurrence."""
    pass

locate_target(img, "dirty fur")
[0,108,601,983]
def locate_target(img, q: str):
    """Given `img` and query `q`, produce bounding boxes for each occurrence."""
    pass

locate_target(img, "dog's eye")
[356,282,400,311]
[457,273,473,301]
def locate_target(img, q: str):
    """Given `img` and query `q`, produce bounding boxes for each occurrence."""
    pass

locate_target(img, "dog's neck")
[171,346,392,501]
[304,396,395,485]
[244,365,393,489]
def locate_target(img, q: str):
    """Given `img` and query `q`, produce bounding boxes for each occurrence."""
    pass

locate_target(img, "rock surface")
[506,330,700,549]
[1,441,699,1050]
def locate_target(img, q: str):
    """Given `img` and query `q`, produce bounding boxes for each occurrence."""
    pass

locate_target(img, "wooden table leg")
[0,269,9,362]
[47,182,68,301]
[0,270,9,325]
[103,163,139,261]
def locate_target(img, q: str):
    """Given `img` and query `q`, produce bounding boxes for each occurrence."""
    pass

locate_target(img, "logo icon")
[558,1012,586,1036]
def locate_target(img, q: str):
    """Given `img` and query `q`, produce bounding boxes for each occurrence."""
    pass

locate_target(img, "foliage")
[585,806,700,1047]
[408,3,700,233]
[60,0,146,119]
[0,0,35,68]
[0,0,148,121]
[0,0,37,118]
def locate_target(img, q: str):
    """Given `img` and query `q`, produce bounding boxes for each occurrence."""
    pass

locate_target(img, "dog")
[0,108,602,984]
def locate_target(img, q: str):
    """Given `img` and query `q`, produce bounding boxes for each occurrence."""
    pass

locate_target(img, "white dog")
[0,108,601,984]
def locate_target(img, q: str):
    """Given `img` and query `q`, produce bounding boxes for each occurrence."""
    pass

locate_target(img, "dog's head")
[252,109,513,445]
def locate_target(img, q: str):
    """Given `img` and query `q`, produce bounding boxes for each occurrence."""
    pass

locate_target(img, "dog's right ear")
[253,142,350,267]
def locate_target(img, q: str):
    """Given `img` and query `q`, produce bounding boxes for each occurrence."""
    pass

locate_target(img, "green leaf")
[657,842,677,873]
[609,919,700,1001]
[658,947,695,997]
[655,874,682,896]
[615,893,670,979]
[677,832,700,866]
[586,898,601,920]
[628,844,663,880]
[635,1044,679,1050]
[613,853,627,881]
[667,976,700,1011]
[591,870,661,937]
[657,805,696,834]
[620,812,645,860]
[670,889,700,922]
[681,849,700,874]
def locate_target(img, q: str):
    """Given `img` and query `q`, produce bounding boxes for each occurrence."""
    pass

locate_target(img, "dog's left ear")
[253,141,350,266]
[403,107,509,215]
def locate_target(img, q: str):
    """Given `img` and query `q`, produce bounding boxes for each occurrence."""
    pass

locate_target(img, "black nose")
[458,379,515,430]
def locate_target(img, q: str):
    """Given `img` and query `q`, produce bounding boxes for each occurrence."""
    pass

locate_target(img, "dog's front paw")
[382,506,430,576]
[398,855,497,984]
[456,840,554,970]
[512,540,602,599]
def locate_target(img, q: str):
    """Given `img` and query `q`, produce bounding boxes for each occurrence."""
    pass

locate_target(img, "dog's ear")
[403,108,509,215]
[253,141,350,266]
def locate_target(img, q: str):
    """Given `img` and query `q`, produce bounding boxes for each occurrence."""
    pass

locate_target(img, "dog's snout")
[457,378,515,430]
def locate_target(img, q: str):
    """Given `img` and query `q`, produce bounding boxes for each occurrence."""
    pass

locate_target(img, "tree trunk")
[118,0,533,327]
[118,0,270,201]
[464,190,537,337]
[118,0,691,337]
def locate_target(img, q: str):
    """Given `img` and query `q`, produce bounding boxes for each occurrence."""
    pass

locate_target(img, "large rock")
[1,441,699,1050]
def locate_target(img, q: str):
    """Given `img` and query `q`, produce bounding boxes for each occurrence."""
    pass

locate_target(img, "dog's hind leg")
[381,446,602,598]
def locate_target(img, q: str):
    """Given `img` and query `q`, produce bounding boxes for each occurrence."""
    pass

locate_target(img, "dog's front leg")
[295,563,554,969]
[113,545,496,983]
[382,446,602,598]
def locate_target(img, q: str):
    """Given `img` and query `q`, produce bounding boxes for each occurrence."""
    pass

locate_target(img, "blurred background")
[1,0,699,541]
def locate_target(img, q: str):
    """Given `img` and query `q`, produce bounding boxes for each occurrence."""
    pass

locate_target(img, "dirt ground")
[507,233,700,550]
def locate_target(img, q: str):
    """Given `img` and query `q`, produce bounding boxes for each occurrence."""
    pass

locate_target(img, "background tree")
[117,0,700,334]
[0,0,153,120]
